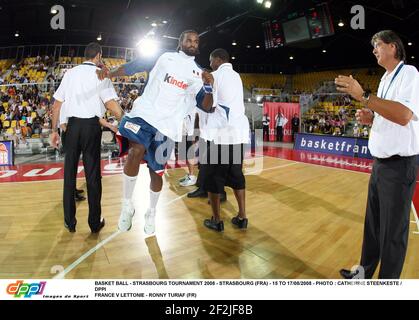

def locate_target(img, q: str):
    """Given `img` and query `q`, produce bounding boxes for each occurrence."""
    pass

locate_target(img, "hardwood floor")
[1,156,418,279]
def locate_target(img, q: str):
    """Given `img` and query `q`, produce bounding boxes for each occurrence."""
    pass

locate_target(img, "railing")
[0,44,136,61]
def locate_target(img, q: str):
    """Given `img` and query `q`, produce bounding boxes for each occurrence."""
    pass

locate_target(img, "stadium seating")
[240,73,286,91]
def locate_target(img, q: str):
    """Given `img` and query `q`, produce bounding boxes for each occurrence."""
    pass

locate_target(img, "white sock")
[123,173,137,201]
[149,189,161,211]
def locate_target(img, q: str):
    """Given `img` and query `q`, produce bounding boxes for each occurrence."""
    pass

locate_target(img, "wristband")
[203,84,213,94]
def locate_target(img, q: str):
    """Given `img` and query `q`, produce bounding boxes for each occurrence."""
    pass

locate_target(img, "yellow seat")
[3,120,10,128]
[11,120,17,128]
[31,112,37,119]
[6,128,14,135]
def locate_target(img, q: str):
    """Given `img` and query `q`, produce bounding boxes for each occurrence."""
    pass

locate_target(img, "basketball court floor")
[1,147,419,279]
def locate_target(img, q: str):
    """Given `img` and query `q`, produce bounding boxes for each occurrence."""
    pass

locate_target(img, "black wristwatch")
[362,91,371,105]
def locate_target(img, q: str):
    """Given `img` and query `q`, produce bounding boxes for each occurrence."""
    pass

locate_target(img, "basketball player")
[97,30,212,234]
[199,48,250,232]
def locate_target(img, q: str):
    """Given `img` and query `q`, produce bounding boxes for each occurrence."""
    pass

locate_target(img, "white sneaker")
[144,208,156,235]
[178,174,189,183]
[118,199,135,231]
[179,175,197,187]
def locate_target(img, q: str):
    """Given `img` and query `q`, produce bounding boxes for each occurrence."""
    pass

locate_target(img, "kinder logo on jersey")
[6,280,47,298]
[164,73,188,90]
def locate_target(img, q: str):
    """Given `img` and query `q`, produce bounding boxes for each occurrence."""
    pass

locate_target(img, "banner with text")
[294,133,372,159]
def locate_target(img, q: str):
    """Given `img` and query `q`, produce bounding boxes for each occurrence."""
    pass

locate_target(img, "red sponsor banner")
[263,102,300,142]
[0,159,183,183]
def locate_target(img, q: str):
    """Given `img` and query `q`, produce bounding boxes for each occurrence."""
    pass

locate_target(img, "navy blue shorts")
[116,116,174,176]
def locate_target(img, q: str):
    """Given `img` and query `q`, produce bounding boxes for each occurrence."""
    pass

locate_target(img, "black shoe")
[231,215,248,229]
[187,188,207,198]
[91,218,105,233]
[207,193,227,204]
[340,269,359,279]
[204,217,224,232]
[75,193,86,201]
[64,220,77,233]
[76,189,84,195]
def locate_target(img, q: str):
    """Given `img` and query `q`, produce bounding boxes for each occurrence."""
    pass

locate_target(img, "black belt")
[68,116,99,123]
[375,155,417,162]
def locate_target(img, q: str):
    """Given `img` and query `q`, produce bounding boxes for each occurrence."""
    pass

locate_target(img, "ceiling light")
[97,34,102,41]
[256,0,264,4]
[289,56,294,60]
[338,20,345,27]
[137,38,159,57]
[51,8,58,14]
[408,42,413,46]
[232,56,236,60]
[151,22,157,27]
[162,20,168,24]
[232,41,237,46]
[264,1,272,9]
[256,45,260,48]
[14,31,19,37]
[322,49,327,53]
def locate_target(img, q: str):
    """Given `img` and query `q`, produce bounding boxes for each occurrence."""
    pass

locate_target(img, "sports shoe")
[204,217,224,232]
[179,175,197,187]
[144,208,156,235]
[187,188,207,198]
[118,199,135,231]
[75,193,86,202]
[178,174,189,183]
[231,215,248,229]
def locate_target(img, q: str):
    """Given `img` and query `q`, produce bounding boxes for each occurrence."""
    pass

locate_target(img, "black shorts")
[201,141,246,193]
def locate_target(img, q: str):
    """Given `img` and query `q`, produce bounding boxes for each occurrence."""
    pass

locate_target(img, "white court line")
[261,155,419,236]
[53,231,122,279]
[262,154,372,176]
[53,160,293,278]
[245,162,298,175]
[53,192,189,279]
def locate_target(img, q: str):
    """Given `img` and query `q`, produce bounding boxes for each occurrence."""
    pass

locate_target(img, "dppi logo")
[6,280,46,298]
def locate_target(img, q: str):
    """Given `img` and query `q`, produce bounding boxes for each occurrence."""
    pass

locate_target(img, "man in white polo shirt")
[198,48,250,232]
[50,42,123,233]
[335,30,419,279]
